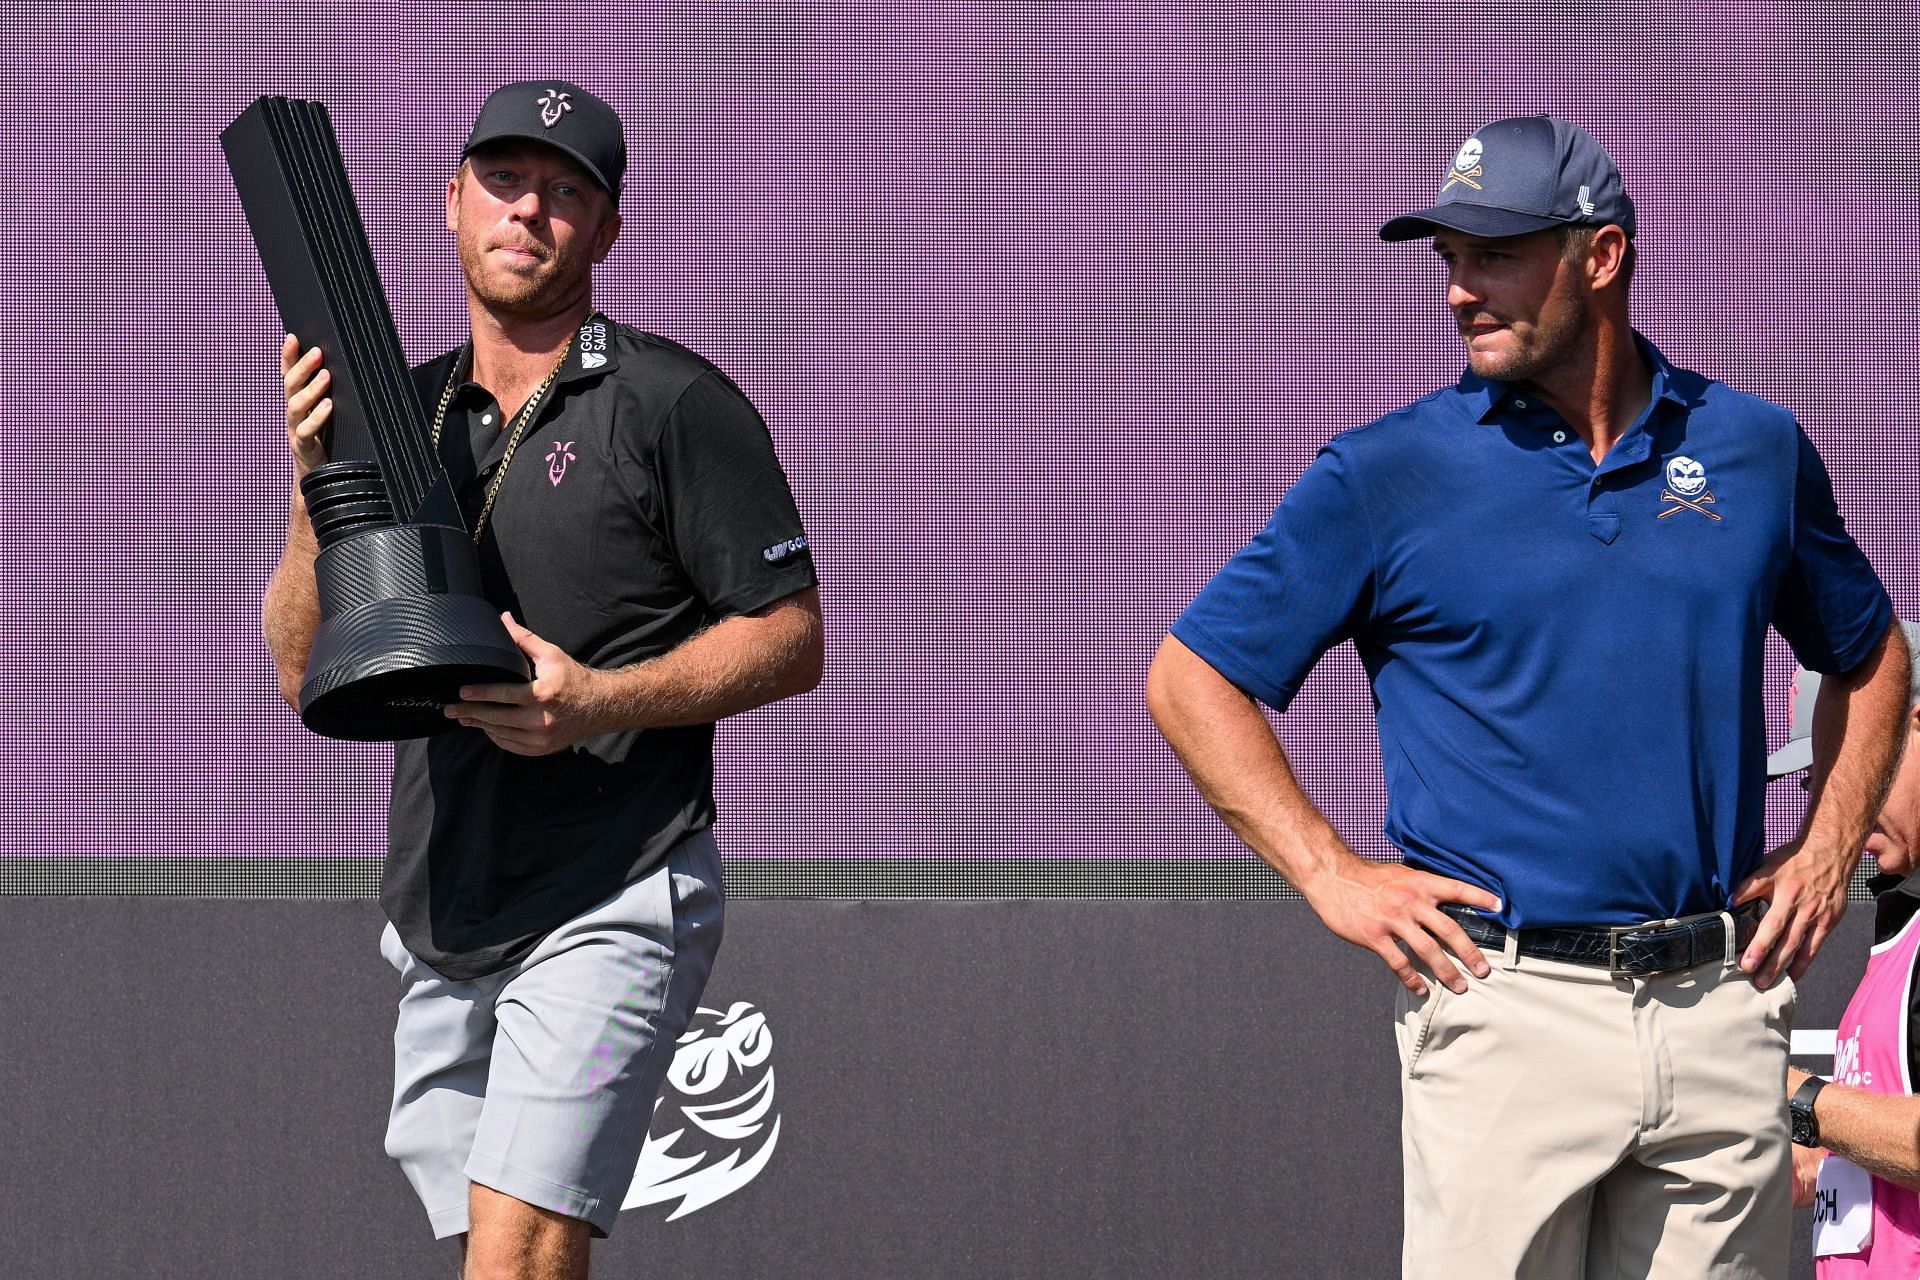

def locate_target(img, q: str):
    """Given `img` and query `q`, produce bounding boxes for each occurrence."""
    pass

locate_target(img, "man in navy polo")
[1146,115,1910,1278]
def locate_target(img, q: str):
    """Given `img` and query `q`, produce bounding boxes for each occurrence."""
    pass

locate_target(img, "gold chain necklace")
[430,335,575,543]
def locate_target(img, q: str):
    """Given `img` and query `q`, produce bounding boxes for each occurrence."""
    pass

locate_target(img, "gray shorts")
[379,829,724,1239]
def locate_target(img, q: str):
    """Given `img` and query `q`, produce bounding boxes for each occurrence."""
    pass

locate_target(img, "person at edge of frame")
[1774,620,1920,1277]
[262,81,823,1280]
[1145,113,1910,1280]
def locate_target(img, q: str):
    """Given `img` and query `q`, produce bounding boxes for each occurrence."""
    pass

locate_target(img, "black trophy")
[223,96,529,741]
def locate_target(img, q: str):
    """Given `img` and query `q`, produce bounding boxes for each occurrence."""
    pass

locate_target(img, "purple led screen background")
[4,5,1915,868]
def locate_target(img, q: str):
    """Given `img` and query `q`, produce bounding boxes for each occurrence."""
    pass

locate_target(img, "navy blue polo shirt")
[1173,336,1892,929]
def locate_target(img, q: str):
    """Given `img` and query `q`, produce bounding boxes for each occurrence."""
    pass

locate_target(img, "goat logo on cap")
[537,88,573,129]
[1443,137,1484,192]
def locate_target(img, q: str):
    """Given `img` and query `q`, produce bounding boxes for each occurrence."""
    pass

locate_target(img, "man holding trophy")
[260,81,823,1279]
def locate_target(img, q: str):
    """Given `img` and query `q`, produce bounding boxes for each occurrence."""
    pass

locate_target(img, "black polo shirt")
[380,315,816,980]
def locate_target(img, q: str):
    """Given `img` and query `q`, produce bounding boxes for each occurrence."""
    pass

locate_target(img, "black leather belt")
[1438,902,1765,977]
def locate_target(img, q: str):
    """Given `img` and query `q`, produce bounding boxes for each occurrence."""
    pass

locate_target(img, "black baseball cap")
[1379,115,1635,243]
[463,80,626,198]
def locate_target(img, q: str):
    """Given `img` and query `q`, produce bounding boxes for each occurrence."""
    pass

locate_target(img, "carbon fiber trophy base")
[298,598,530,741]
[296,468,528,741]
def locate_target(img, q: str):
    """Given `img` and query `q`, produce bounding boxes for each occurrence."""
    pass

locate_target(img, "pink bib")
[1818,908,1920,1279]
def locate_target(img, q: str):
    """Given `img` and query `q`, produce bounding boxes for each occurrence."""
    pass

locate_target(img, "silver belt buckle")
[1607,917,1682,977]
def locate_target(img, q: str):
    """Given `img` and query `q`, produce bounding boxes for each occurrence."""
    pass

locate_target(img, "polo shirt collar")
[554,312,620,385]
[1459,331,1688,426]
[447,312,622,395]
[1637,332,1692,412]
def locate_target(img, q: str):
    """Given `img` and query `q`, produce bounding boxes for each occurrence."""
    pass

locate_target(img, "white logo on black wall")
[623,1002,780,1220]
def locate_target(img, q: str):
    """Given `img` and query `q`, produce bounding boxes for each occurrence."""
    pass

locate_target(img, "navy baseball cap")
[1379,115,1636,243]
[463,80,626,198]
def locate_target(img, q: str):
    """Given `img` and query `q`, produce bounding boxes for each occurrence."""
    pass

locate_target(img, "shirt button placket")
[1587,475,1620,544]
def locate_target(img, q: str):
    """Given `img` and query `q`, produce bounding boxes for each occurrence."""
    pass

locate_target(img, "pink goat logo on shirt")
[546,441,576,487]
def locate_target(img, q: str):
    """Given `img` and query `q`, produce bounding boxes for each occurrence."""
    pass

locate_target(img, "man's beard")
[1462,292,1592,384]
[458,233,591,317]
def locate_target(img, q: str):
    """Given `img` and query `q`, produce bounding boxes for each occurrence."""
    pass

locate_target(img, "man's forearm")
[1144,634,1356,892]
[262,490,322,709]
[1803,1078,1920,1192]
[1804,622,1911,858]
[592,587,824,732]
[1146,633,1498,994]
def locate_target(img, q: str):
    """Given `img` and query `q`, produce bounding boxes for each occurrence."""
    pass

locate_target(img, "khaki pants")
[1395,939,1796,1279]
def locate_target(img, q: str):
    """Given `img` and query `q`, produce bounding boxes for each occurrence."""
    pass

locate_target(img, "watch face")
[1790,1077,1826,1147]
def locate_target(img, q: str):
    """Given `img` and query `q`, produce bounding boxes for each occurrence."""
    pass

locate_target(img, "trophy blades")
[274,98,433,520]
[221,96,444,526]
[293,101,436,516]
[221,101,378,472]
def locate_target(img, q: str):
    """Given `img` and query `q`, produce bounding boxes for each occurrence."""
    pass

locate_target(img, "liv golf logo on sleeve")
[623,1002,781,1221]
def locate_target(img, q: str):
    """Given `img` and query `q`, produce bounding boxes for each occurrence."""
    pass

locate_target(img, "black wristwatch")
[1789,1076,1829,1147]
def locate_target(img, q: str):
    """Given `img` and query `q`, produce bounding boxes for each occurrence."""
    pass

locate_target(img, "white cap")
[1767,621,1920,778]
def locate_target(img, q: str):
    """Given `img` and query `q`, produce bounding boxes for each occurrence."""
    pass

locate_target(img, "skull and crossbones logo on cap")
[1442,138,1484,192]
